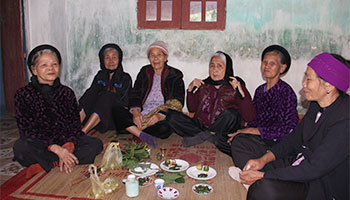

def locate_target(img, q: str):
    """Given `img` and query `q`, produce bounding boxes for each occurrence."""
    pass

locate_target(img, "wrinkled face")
[302,66,328,102]
[104,49,119,70]
[31,52,60,85]
[261,53,286,80]
[209,56,226,81]
[149,48,168,71]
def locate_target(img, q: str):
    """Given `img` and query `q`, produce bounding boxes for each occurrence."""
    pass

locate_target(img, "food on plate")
[137,176,152,186]
[195,164,209,172]
[164,159,182,170]
[197,173,208,178]
[194,185,211,194]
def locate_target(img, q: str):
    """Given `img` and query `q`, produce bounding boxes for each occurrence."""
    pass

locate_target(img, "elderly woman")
[240,53,349,200]
[13,44,103,179]
[79,43,132,134]
[167,51,256,147]
[112,41,185,148]
[222,45,299,168]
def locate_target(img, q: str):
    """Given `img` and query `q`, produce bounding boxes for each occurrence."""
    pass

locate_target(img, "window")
[137,0,226,30]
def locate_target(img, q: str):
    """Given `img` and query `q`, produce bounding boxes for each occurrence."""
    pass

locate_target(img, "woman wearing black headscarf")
[79,43,132,134]
[167,51,256,147]
[13,44,102,179]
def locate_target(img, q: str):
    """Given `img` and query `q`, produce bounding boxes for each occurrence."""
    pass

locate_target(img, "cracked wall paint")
[25,0,350,102]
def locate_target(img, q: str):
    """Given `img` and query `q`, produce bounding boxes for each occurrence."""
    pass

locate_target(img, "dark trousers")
[80,92,123,133]
[230,134,294,170]
[13,136,103,172]
[248,178,309,200]
[112,105,173,139]
[166,108,241,138]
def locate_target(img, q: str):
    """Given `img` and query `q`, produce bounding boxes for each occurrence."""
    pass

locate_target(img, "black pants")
[230,134,295,170]
[13,136,103,172]
[112,105,173,139]
[248,178,309,200]
[80,92,123,133]
[166,108,241,139]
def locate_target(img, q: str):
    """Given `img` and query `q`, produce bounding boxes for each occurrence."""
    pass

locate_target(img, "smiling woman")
[12,44,103,179]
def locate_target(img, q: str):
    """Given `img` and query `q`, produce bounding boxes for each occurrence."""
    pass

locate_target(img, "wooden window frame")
[137,0,226,30]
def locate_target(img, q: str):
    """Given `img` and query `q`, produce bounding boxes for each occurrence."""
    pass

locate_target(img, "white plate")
[192,184,213,195]
[157,187,179,199]
[160,159,190,172]
[129,162,159,177]
[186,166,217,180]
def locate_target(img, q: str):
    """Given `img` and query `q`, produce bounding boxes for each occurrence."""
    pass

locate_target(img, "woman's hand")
[188,78,204,92]
[229,76,245,98]
[147,113,165,126]
[239,170,264,185]
[227,128,261,143]
[243,159,265,171]
[132,109,144,129]
[49,144,79,174]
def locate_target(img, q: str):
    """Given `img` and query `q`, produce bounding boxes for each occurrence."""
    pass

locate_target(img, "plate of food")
[160,159,190,172]
[129,162,159,177]
[186,164,217,180]
[137,176,153,187]
[157,187,179,199]
[192,184,213,195]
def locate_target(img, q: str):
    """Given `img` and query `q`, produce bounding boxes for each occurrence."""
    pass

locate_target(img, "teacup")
[154,178,164,190]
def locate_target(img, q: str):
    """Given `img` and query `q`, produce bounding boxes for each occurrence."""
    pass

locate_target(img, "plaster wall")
[24,0,350,111]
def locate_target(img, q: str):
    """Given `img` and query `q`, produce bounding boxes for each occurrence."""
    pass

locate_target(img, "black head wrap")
[27,44,62,74]
[98,43,124,74]
[261,44,291,75]
[27,44,62,98]
[204,51,234,85]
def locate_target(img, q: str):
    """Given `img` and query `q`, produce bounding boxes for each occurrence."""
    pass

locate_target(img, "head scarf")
[261,44,291,75]
[27,44,61,74]
[98,43,124,74]
[203,51,234,85]
[308,52,349,92]
[27,44,62,98]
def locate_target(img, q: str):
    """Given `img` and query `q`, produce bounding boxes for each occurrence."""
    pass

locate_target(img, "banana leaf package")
[101,142,123,172]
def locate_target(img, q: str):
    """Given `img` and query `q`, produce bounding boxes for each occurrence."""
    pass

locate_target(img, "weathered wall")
[24,0,350,110]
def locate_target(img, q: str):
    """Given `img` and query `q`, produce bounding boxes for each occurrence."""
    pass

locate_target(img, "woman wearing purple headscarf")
[239,53,349,200]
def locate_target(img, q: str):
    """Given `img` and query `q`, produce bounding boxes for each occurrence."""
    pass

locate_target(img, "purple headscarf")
[308,52,349,92]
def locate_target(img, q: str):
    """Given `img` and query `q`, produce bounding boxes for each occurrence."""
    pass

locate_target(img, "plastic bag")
[101,142,123,172]
[89,164,105,199]
[89,164,119,199]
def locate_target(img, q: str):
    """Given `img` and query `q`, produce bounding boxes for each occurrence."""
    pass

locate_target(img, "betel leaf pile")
[121,141,150,169]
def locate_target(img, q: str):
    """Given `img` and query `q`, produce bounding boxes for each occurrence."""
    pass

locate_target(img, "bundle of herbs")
[121,141,150,170]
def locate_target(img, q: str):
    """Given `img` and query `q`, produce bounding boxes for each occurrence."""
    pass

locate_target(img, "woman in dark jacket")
[13,44,102,179]
[112,41,185,148]
[240,53,349,200]
[79,43,132,134]
[167,51,256,147]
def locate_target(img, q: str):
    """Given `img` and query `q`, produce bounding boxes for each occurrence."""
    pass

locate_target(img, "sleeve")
[114,74,132,108]
[235,85,256,122]
[79,72,104,108]
[259,87,299,140]
[265,119,349,182]
[64,88,84,144]
[14,89,39,139]
[171,71,185,106]
[186,90,199,113]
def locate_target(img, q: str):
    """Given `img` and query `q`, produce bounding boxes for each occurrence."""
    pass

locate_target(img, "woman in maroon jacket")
[13,44,103,179]
[167,51,256,147]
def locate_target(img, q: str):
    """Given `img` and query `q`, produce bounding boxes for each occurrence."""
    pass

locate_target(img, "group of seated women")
[13,41,349,200]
